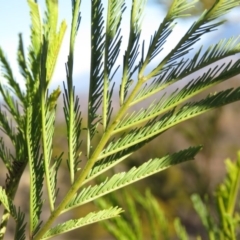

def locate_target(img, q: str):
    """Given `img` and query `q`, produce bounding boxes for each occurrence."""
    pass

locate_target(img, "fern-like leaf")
[0,108,16,143]
[0,138,13,172]
[63,0,82,184]
[48,153,63,206]
[27,0,42,58]
[63,146,201,213]
[120,0,146,105]
[134,37,240,104]
[100,85,240,160]
[63,83,82,180]
[87,0,105,156]
[42,207,123,240]
[26,105,44,236]
[144,0,240,80]
[0,85,22,126]
[0,48,25,104]
[102,0,125,130]
[139,0,197,74]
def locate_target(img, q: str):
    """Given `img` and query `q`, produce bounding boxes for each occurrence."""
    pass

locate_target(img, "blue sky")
[0,1,240,91]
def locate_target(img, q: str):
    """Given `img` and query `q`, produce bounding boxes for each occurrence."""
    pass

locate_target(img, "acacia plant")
[0,0,240,239]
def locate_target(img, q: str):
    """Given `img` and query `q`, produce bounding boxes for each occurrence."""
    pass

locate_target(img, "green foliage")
[0,0,240,239]
[191,151,240,240]
[96,188,170,240]
[97,152,240,240]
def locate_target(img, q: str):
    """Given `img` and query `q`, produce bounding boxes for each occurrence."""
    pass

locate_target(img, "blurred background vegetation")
[1,0,240,239]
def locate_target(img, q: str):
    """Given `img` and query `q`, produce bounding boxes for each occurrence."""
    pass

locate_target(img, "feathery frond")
[104,87,240,160]
[0,108,16,143]
[41,105,57,211]
[63,146,201,213]
[120,0,146,105]
[45,21,67,84]
[88,0,105,156]
[27,0,42,81]
[48,153,63,206]
[64,0,82,184]
[115,60,240,134]
[0,48,24,103]
[133,37,240,104]
[63,82,82,180]
[27,0,42,56]
[139,0,197,74]
[102,0,125,130]
[145,0,240,79]
[26,105,44,236]
[37,0,66,212]
[39,39,56,212]
[0,138,13,172]
[42,207,123,240]
[0,85,22,126]
[17,33,28,80]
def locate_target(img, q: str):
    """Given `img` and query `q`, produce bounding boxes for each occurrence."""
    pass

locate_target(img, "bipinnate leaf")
[63,146,201,213]
[100,86,240,161]
[42,207,123,240]
[133,38,240,105]
[137,0,240,100]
